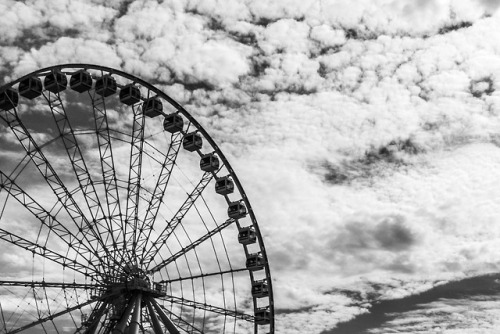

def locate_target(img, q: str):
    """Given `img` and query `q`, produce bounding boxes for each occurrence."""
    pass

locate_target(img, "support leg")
[146,299,163,334]
[128,293,142,334]
[112,295,136,334]
[148,297,180,334]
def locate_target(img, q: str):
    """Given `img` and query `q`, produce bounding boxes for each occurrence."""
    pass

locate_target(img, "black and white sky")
[2,0,500,333]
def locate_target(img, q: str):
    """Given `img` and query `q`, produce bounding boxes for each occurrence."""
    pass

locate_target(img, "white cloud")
[259,19,311,55]
[2,0,500,333]
[0,1,43,44]
[310,25,346,48]
[113,1,253,86]
[368,295,500,333]
[9,37,122,80]
[170,38,252,86]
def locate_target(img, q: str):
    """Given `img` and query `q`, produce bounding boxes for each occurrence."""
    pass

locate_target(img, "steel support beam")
[7,292,112,334]
[89,91,124,249]
[146,299,164,334]
[112,295,136,334]
[135,132,182,262]
[124,103,145,259]
[161,294,255,322]
[149,296,180,334]
[149,218,234,273]
[128,293,142,334]
[0,228,93,277]
[83,301,108,334]
[141,171,214,266]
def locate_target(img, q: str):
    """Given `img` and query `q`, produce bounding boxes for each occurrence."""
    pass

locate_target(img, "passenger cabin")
[95,75,117,97]
[163,113,184,133]
[0,87,19,111]
[18,76,42,99]
[246,252,265,271]
[252,279,269,298]
[44,70,67,93]
[238,226,256,245]
[228,201,246,219]
[81,313,89,326]
[109,306,121,320]
[183,132,202,152]
[90,289,100,300]
[200,153,219,172]
[119,84,141,105]
[255,307,271,325]
[215,176,234,195]
[70,70,93,93]
[155,282,166,294]
[142,97,163,118]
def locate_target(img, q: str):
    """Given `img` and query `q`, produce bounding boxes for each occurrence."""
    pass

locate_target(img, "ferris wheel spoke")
[135,132,183,261]
[43,91,112,247]
[0,107,110,269]
[160,267,248,284]
[0,170,105,275]
[7,154,32,184]
[149,218,235,274]
[0,302,8,334]
[5,289,112,334]
[0,281,104,290]
[161,295,254,323]
[142,139,173,165]
[36,284,60,334]
[88,91,124,259]
[31,284,46,334]
[74,300,108,334]
[140,171,215,266]
[108,131,172,166]
[62,287,80,331]
[0,228,98,277]
[124,102,146,259]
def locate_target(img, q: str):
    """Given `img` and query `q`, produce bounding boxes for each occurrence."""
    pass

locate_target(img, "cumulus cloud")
[2,0,500,333]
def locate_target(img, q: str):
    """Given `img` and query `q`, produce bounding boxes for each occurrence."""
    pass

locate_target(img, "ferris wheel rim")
[0,63,275,333]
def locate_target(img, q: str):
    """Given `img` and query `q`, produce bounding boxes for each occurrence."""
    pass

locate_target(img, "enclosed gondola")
[163,113,183,133]
[200,153,219,172]
[238,226,256,245]
[18,76,43,99]
[119,84,141,105]
[44,70,67,93]
[95,75,117,97]
[183,132,202,152]
[142,97,163,118]
[0,87,18,111]
[70,69,93,93]
[215,176,234,195]
[228,200,246,219]
[255,307,271,325]
[252,279,269,298]
[154,282,166,294]
[246,252,265,271]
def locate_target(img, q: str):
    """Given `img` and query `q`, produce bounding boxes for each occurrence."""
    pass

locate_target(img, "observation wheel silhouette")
[0,64,274,334]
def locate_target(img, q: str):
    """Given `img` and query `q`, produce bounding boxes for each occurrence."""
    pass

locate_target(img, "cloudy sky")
[2,0,500,333]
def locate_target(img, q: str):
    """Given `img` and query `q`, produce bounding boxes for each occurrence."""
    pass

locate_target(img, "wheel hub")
[105,263,166,297]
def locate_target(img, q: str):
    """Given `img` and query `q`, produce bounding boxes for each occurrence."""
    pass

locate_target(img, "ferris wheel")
[0,64,274,334]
